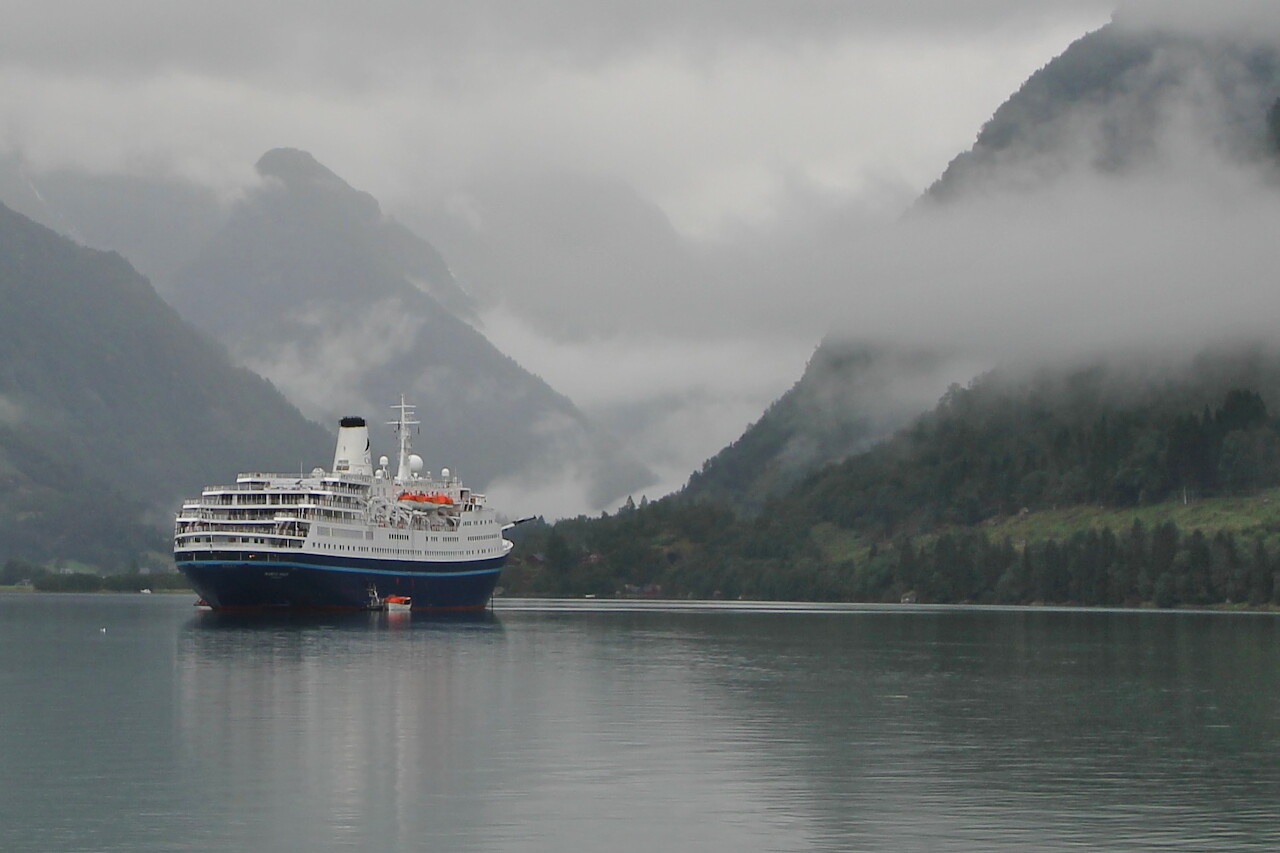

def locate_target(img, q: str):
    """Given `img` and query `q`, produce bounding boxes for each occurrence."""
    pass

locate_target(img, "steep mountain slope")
[163,148,651,509]
[682,340,955,514]
[506,344,1280,605]
[792,346,1280,538]
[0,201,332,567]
[0,153,225,286]
[686,13,1280,513]
[927,21,1280,201]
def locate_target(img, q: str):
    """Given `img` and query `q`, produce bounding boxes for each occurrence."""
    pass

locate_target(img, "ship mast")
[389,394,420,483]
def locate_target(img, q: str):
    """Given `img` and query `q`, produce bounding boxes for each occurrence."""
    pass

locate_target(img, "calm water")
[0,594,1277,852]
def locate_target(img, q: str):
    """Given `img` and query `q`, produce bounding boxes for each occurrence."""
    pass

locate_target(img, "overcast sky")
[10,0,1280,513]
[1,2,1111,227]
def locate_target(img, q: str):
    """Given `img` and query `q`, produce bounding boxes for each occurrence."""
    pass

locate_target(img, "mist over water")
[2,593,1277,852]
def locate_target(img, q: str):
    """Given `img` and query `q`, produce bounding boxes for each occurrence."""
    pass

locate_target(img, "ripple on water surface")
[0,594,1277,852]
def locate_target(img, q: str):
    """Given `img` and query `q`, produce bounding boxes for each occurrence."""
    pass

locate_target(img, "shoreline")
[6,587,1274,614]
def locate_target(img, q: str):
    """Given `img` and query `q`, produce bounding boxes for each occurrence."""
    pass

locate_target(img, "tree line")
[1,558,187,592]
[504,365,1280,607]
[872,522,1277,608]
[796,382,1280,540]
[507,512,1279,608]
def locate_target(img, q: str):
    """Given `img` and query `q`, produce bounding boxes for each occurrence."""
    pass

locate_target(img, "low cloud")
[818,30,1280,367]
[0,4,1107,238]
[240,298,425,425]
[0,2,1112,80]
[479,304,814,499]
[831,168,1280,364]
[484,460,611,523]
[8,2,1279,517]
[443,25,1280,506]
[1115,0,1280,38]
[0,393,26,427]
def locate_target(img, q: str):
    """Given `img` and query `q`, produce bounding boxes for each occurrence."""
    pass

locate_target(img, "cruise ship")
[174,397,514,611]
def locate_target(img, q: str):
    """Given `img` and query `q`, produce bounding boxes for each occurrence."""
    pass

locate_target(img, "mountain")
[793,346,1280,538]
[0,153,226,287]
[927,20,1280,201]
[685,13,1280,515]
[682,340,955,514]
[489,10,1280,604]
[506,345,1280,605]
[0,201,333,568]
[162,148,652,509]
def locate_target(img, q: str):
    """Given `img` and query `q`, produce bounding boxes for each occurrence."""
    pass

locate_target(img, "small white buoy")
[99,627,107,633]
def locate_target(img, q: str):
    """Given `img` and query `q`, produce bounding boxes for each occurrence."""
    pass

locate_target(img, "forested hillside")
[544,11,1280,609]
[0,202,331,568]
[689,16,1280,522]
[505,349,1280,607]
[682,340,950,514]
[797,352,1280,538]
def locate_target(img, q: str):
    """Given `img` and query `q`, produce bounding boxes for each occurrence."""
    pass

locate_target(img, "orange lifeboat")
[397,491,453,505]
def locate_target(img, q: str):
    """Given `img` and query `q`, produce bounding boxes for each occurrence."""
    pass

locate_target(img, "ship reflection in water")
[178,608,507,852]
[2,595,1276,853]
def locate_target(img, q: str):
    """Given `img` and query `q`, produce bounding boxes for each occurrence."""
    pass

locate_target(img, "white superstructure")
[174,397,512,567]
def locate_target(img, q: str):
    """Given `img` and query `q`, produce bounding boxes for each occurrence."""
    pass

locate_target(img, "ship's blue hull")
[176,550,504,611]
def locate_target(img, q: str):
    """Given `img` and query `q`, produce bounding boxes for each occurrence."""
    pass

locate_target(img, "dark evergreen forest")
[506,353,1280,608]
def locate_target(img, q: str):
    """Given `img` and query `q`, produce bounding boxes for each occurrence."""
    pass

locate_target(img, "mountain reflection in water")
[0,594,1276,852]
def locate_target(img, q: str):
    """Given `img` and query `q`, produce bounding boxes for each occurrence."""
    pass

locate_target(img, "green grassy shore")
[983,487,1280,545]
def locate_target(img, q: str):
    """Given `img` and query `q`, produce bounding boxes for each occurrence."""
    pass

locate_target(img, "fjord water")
[1,595,1277,852]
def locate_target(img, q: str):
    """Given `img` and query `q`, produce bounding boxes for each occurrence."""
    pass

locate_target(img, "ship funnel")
[333,416,373,476]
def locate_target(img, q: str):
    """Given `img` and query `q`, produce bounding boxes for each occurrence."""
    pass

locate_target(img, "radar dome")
[379,455,389,467]
[409,454,424,474]
[441,467,451,480]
